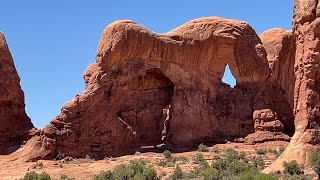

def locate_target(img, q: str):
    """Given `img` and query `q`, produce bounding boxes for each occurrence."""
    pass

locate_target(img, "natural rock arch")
[17,17,294,161]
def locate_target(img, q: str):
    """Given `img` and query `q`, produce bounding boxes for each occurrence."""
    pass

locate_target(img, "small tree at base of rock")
[197,143,209,152]
[310,150,320,179]
[283,160,304,175]
[163,150,172,158]
[171,165,183,180]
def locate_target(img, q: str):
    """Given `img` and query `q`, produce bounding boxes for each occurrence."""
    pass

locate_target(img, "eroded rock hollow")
[21,17,295,161]
[0,33,34,154]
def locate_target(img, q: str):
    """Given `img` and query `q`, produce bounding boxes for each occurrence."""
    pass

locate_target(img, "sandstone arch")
[20,17,294,161]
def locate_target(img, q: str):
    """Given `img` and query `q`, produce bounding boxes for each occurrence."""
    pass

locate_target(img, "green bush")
[22,171,51,180]
[94,159,158,180]
[277,146,285,157]
[224,148,238,162]
[177,147,276,180]
[238,171,278,180]
[59,174,73,180]
[202,167,221,180]
[212,158,228,171]
[197,143,209,152]
[193,153,209,168]
[253,156,265,169]
[36,161,44,169]
[309,150,320,177]
[163,150,172,158]
[171,165,183,180]
[283,160,304,175]
[256,149,268,155]
[93,171,113,180]
[211,146,220,153]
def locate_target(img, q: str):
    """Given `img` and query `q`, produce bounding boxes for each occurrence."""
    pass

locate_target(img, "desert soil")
[0,141,290,180]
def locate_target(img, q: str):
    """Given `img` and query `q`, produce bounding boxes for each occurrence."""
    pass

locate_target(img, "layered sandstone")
[264,0,320,173]
[244,109,290,144]
[0,33,34,154]
[20,17,294,161]
[243,29,296,145]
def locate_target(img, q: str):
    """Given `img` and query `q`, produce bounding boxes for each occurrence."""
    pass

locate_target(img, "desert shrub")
[55,151,64,160]
[211,146,220,153]
[22,171,51,180]
[268,148,278,155]
[281,174,313,180]
[163,150,172,158]
[277,146,285,157]
[309,150,320,177]
[170,165,183,180]
[193,153,209,168]
[283,160,304,175]
[180,147,276,180]
[197,143,209,152]
[229,161,252,175]
[174,156,189,164]
[202,167,222,180]
[253,156,266,169]
[212,158,229,171]
[256,148,268,155]
[238,171,278,180]
[59,174,73,180]
[157,156,188,167]
[94,159,158,180]
[224,148,238,162]
[35,161,44,169]
[93,171,113,180]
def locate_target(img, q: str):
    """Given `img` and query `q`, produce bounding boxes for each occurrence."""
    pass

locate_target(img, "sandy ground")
[0,141,291,180]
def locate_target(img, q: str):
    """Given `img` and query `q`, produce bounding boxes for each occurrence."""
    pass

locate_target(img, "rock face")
[0,33,33,154]
[244,109,290,144]
[23,17,294,161]
[264,0,320,173]
[243,29,296,145]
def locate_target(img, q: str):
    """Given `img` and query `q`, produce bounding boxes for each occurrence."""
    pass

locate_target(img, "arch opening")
[120,68,175,146]
[222,65,236,88]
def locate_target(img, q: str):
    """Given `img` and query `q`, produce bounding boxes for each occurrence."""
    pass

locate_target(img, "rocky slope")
[0,33,34,154]
[21,17,294,161]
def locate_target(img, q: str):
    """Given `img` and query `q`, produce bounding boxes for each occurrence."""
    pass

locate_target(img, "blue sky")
[0,1,294,128]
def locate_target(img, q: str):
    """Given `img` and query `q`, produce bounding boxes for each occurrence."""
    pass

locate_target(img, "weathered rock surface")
[244,29,296,145]
[260,28,296,110]
[244,109,290,144]
[22,17,294,161]
[264,0,320,173]
[0,33,34,154]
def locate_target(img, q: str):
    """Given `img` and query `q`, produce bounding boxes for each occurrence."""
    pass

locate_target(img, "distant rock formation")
[0,33,34,154]
[22,17,293,161]
[264,0,320,173]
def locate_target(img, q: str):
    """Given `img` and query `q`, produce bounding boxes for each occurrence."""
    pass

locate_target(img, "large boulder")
[0,33,34,154]
[22,17,293,161]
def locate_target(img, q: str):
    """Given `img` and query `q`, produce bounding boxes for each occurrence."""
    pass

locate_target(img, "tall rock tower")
[0,32,34,154]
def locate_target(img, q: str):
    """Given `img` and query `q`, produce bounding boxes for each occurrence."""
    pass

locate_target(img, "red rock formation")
[0,33,34,154]
[260,28,296,111]
[244,109,290,144]
[264,0,320,173]
[22,17,294,161]
[243,29,296,145]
